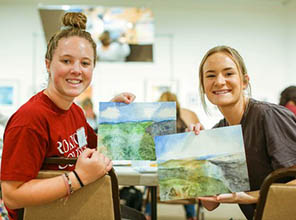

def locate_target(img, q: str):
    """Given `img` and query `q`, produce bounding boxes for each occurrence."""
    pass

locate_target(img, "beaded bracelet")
[64,172,74,194]
[62,174,70,198]
[62,174,70,197]
[73,170,84,188]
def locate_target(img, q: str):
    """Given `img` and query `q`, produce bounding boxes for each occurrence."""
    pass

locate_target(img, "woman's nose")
[215,74,226,85]
[71,62,82,74]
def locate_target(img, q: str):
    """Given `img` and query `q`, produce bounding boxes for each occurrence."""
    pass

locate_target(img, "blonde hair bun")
[62,12,87,30]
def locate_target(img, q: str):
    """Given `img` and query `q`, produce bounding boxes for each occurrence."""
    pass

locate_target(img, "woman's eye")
[82,61,90,66]
[226,72,233,76]
[62,59,70,64]
[206,74,215,78]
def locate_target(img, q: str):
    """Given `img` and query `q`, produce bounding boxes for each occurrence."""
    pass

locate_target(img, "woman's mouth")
[213,90,231,95]
[66,79,82,84]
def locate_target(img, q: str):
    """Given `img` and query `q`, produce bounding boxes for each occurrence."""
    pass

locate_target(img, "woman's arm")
[198,190,259,211]
[199,165,296,211]
[2,175,71,209]
[180,108,205,130]
[1,148,112,209]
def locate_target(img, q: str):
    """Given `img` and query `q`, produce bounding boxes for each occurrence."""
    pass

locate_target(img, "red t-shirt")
[285,103,296,116]
[0,91,97,219]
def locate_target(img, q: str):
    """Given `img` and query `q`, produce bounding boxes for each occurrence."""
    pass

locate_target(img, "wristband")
[73,170,84,188]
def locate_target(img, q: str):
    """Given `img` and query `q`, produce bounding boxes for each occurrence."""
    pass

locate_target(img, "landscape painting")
[98,102,176,161]
[154,125,250,201]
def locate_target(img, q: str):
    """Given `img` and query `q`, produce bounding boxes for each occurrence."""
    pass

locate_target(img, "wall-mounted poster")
[145,79,178,102]
[39,5,154,62]
[0,80,19,110]
[98,102,176,162]
[154,125,250,201]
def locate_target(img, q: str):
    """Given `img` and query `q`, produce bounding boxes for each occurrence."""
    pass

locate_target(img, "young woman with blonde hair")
[190,45,296,220]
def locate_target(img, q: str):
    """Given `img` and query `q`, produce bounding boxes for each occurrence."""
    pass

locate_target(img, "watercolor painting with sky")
[98,102,176,161]
[154,125,250,201]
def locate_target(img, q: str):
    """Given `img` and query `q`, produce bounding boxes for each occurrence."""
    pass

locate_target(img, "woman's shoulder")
[71,102,86,117]
[250,98,289,111]
[7,92,55,128]
[14,92,44,114]
[248,98,295,119]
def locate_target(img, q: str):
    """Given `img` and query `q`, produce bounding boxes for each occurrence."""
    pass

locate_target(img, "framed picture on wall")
[0,80,19,110]
[39,5,154,62]
[144,79,178,102]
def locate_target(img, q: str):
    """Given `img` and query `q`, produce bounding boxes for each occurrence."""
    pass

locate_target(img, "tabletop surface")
[114,166,158,186]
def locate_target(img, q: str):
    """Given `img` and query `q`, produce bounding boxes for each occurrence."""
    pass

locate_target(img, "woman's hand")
[197,191,259,211]
[186,123,203,135]
[215,191,258,204]
[75,149,113,186]
[110,92,136,104]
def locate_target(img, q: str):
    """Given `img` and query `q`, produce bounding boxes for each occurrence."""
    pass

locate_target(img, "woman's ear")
[243,74,250,90]
[45,59,51,75]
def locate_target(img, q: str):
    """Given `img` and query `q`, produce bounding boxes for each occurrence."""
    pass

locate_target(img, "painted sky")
[155,125,245,162]
[99,102,176,123]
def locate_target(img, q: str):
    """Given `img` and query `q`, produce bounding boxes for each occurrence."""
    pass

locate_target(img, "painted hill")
[145,120,176,137]
[158,153,250,201]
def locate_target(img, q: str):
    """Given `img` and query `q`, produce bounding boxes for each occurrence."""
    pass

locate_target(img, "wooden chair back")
[22,157,121,220]
[254,167,296,220]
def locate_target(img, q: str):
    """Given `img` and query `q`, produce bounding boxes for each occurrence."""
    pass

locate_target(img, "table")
[114,166,158,220]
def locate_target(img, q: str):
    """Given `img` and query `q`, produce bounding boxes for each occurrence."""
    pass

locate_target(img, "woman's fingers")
[91,152,113,173]
[194,123,201,134]
[105,159,113,172]
[216,192,258,204]
[122,92,136,103]
[76,150,113,184]
[111,92,136,104]
[104,156,112,168]
[198,196,218,202]
[187,123,202,135]
[80,148,95,158]
[216,193,237,202]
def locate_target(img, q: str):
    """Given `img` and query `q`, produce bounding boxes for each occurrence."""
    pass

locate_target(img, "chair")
[22,157,121,220]
[145,187,204,220]
[254,167,296,220]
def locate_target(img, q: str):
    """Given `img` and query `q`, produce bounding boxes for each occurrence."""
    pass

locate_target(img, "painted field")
[98,102,176,160]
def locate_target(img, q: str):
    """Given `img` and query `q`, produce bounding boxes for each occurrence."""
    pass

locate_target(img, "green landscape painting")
[154,125,250,201]
[98,102,176,160]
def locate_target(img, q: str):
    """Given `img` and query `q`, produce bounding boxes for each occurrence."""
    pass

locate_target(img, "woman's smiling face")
[46,36,94,103]
[202,52,247,108]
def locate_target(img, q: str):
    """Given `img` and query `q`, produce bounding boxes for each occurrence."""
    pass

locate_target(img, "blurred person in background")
[81,98,97,133]
[97,30,130,62]
[279,85,296,116]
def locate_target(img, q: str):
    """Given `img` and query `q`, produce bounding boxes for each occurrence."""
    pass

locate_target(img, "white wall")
[285,1,296,91]
[1,1,295,219]
[1,0,296,129]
